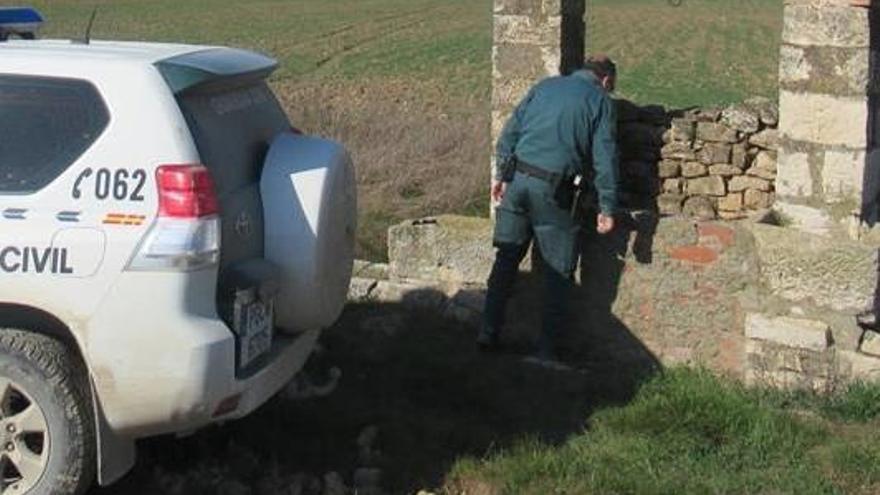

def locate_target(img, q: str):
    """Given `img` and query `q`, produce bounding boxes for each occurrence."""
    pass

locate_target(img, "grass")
[28,0,784,259]
[447,368,880,495]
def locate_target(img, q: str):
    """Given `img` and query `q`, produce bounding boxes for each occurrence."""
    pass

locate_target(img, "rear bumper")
[85,269,318,438]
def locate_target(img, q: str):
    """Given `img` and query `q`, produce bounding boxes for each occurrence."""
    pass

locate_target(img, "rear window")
[176,82,290,192]
[0,75,109,193]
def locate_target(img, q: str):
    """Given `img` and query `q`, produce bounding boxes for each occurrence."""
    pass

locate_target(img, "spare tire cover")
[261,132,356,333]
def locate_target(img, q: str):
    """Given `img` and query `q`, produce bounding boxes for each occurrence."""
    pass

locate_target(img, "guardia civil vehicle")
[0,8,357,494]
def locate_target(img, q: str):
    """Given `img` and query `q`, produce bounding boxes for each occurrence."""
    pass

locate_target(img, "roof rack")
[0,7,43,41]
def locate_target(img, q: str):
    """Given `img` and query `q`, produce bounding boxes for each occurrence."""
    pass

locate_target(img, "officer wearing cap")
[478,55,620,362]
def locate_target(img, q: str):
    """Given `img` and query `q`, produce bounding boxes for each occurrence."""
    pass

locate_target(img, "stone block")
[747,151,777,180]
[658,193,685,215]
[698,143,733,165]
[658,160,681,178]
[744,189,774,209]
[776,150,813,197]
[663,178,684,194]
[348,277,379,301]
[731,143,750,169]
[709,164,744,177]
[494,14,560,45]
[494,0,539,16]
[718,193,744,211]
[388,215,495,285]
[860,330,880,357]
[782,3,869,48]
[665,118,696,143]
[682,161,708,178]
[780,45,869,96]
[823,149,865,202]
[353,260,389,280]
[745,96,779,127]
[778,90,867,148]
[696,122,738,143]
[721,103,761,134]
[749,222,878,310]
[773,202,833,235]
[779,45,812,85]
[682,196,717,220]
[749,129,780,150]
[371,280,447,309]
[745,313,831,351]
[729,176,772,192]
[687,176,726,196]
[661,142,696,160]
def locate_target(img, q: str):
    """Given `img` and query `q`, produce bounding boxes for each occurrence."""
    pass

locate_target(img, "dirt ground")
[90,302,651,495]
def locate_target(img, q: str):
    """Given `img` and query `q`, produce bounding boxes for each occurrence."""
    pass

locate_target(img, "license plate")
[234,291,274,368]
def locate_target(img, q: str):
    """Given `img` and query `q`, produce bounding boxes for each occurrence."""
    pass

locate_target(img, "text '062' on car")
[0,7,357,495]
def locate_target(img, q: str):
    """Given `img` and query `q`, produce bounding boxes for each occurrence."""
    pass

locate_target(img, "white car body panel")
[0,40,343,485]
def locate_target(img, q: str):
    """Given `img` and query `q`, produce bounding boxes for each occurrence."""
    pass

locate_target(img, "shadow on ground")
[92,289,657,495]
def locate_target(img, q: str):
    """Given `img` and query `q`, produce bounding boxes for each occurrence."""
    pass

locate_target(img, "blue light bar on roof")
[0,7,44,41]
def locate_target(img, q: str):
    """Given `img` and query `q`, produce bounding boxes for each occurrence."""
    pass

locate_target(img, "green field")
[28,0,783,259]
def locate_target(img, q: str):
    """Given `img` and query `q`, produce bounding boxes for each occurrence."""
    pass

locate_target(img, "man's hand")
[596,213,615,234]
[491,179,508,205]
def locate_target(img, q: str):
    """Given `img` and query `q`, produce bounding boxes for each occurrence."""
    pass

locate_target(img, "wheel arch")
[0,303,136,486]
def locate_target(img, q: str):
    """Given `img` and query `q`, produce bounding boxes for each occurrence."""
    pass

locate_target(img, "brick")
[779,90,867,148]
[682,161,708,178]
[669,245,718,265]
[696,122,738,143]
[698,223,736,247]
[745,313,831,351]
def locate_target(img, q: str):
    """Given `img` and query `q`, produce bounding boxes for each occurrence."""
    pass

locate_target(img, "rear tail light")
[127,164,221,272]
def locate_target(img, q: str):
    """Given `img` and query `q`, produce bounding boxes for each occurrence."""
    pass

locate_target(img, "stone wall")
[645,99,780,221]
[776,0,872,236]
[346,213,880,391]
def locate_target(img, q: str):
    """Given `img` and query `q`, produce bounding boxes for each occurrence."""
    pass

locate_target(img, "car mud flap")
[92,382,136,485]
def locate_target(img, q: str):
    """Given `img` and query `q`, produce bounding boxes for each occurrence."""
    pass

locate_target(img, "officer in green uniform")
[478,55,620,361]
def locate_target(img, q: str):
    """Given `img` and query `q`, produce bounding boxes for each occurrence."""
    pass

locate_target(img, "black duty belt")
[515,159,562,184]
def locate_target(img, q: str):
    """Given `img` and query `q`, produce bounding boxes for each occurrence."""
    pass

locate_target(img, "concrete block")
[388,215,496,285]
[782,3,869,48]
[779,90,867,148]
[823,149,865,202]
[745,313,832,351]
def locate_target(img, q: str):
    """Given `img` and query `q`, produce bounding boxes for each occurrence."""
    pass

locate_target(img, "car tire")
[0,329,95,495]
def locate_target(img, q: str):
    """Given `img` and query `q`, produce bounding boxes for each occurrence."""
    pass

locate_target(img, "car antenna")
[83,6,98,45]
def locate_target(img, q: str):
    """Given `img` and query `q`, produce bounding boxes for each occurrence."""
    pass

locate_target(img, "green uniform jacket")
[495,69,619,215]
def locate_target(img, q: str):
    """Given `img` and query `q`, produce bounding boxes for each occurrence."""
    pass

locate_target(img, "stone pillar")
[776,0,873,237]
[491,0,586,180]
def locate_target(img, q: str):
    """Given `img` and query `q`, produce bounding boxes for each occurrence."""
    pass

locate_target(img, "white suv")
[0,8,356,495]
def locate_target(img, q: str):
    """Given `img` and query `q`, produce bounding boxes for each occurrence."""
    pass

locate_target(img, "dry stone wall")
[619,98,780,221]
